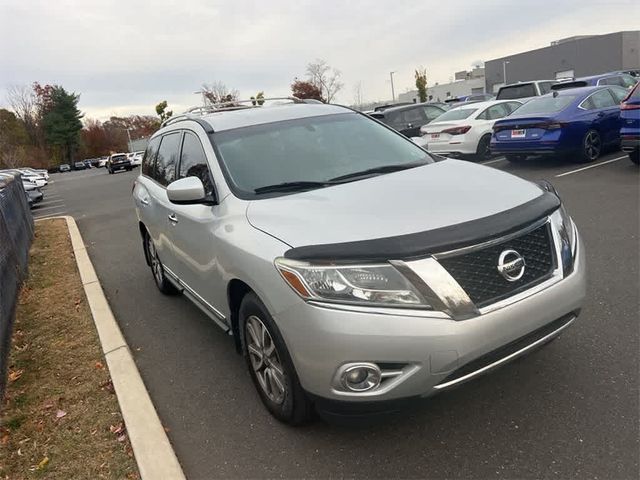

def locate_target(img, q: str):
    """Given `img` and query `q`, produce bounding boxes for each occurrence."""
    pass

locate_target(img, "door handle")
[596,112,605,118]
[168,213,178,224]
[140,198,149,206]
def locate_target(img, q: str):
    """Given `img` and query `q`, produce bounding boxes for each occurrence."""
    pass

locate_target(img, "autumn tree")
[415,68,428,103]
[41,86,83,164]
[155,100,173,122]
[0,109,29,168]
[291,80,324,101]
[306,59,343,103]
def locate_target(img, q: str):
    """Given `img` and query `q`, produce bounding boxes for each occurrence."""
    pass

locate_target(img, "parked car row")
[0,168,48,208]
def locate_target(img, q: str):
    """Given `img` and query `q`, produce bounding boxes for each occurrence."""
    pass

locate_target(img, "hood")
[246,159,545,249]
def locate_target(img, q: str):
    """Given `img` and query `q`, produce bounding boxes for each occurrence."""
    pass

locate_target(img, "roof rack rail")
[161,96,307,127]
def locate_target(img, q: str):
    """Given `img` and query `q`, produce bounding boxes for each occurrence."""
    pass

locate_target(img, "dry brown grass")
[0,219,139,479]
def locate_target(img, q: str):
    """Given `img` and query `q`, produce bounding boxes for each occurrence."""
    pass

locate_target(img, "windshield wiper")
[328,161,427,183]
[253,181,332,194]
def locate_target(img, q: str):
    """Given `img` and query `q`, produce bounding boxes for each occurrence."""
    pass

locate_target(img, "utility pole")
[503,61,510,85]
[390,71,396,102]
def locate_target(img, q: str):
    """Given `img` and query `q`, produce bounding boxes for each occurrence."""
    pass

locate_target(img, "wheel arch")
[138,221,151,266]
[227,279,253,354]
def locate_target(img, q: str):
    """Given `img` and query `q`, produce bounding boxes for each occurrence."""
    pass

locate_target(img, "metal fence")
[0,174,34,398]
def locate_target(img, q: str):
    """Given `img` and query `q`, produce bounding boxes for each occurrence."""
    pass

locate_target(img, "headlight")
[558,203,577,276]
[275,258,431,308]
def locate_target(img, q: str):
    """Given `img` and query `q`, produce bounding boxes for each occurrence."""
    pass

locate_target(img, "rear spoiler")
[551,80,588,91]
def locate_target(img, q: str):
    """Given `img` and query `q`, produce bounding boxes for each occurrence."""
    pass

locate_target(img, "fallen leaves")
[37,456,49,470]
[110,422,128,443]
[8,369,23,383]
[55,410,67,420]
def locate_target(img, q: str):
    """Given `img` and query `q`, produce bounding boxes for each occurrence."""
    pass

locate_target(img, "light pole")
[390,71,396,102]
[502,61,510,85]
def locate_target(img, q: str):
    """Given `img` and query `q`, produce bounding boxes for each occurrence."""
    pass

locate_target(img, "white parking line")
[481,156,506,165]
[33,204,67,212]
[555,156,627,178]
[40,198,65,205]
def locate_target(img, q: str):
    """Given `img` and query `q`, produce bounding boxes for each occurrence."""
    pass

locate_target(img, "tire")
[144,232,179,295]
[108,168,113,174]
[474,134,492,161]
[239,292,312,425]
[576,129,601,163]
[629,148,640,165]
[505,154,527,163]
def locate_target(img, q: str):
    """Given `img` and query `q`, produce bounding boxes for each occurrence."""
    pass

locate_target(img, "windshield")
[512,95,576,115]
[211,113,432,197]
[430,108,477,122]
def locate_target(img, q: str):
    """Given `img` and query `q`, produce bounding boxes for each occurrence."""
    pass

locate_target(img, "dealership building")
[484,30,640,93]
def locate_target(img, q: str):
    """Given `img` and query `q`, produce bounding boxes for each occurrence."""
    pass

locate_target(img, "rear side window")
[422,106,444,121]
[608,86,629,104]
[538,82,555,95]
[478,104,510,120]
[154,132,182,186]
[142,137,160,177]
[581,89,616,110]
[178,132,215,197]
[497,84,536,100]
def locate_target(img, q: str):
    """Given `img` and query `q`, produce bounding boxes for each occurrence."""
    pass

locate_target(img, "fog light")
[341,363,382,392]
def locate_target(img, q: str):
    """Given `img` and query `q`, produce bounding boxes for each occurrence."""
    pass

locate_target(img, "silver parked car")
[133,98,586,424]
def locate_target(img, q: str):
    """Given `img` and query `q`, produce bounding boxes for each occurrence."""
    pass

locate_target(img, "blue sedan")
[491,86,629,163]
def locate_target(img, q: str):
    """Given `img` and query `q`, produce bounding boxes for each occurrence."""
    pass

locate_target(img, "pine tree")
[42,86,83,164]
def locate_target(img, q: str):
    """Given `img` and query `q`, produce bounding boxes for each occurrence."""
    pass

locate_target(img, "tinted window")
[179,132,215,196]
[497,84,536,100]
[422,106,444,121]
[582,89,616,110]
[111,154,127,162]
[515,95,576,114]
[154,132,181,186]
[478,104,510,120]
[142,136,160,176]
[609,86,629,104]
[402,107,425,124]
[431,108,477,121]
[212,113,430,197]
[538,81,555,95]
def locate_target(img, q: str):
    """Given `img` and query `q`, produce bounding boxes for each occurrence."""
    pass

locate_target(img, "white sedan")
[420,100,523,160]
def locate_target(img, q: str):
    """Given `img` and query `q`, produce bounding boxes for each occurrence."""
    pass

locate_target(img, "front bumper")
[275,233,586,405]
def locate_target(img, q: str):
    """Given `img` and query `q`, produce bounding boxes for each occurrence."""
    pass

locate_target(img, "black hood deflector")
[284,191,560,263]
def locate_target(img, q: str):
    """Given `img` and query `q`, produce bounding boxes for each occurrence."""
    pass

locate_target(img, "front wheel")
[240,292,312,425]
[144,232,178,295]
[576,129,601,163]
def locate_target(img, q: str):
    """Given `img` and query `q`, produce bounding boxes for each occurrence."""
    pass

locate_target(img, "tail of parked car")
[620,83,640,165]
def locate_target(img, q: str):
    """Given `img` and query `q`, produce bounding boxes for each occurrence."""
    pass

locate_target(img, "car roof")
[378,102,446,115]
[448,99,520,111]
[196,103,350,132]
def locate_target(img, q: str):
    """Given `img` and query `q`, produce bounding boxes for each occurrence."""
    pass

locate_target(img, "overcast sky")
[1,0,638,120]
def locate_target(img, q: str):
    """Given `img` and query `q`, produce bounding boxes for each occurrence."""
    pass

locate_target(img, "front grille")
[438,223,555,308]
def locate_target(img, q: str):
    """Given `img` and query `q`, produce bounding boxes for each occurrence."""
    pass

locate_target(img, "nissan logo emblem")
[497,249,526,282]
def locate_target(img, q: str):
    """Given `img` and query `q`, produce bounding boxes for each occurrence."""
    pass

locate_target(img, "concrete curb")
[37,216,186,480]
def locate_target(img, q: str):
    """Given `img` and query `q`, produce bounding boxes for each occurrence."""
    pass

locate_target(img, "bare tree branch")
[201,81,239,106]
[306,59,343,103]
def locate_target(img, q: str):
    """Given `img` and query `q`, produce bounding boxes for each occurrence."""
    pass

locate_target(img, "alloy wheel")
[584,131,601,161]
[147,236,163,286]
[245,315,286,405]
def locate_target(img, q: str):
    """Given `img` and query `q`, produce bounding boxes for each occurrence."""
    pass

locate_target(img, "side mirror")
[167,177,211,205]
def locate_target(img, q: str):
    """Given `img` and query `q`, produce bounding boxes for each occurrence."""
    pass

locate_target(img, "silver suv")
[133,98,586,424]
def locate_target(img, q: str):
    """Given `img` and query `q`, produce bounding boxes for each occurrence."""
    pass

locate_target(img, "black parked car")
[107,153,132,174]
[370,103,447,137]
[73,161,86,170]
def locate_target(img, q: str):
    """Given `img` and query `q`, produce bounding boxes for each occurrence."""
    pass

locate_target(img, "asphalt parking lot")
[47,152,639,479]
